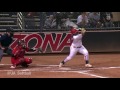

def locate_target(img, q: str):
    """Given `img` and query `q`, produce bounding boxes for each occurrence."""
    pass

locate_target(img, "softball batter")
[59,27,92,68]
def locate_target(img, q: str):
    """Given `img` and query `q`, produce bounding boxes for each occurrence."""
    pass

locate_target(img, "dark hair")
[6,27,14,37]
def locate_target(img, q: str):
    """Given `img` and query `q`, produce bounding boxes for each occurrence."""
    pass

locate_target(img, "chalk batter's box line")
[1,64,120,78]
[1,64,120,70]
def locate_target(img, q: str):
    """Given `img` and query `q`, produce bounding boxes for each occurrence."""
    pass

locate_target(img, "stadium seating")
[0,12,18,30]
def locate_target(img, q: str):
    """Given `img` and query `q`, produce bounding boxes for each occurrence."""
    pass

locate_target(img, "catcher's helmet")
[18,39,26,49]
[18,39,25,45]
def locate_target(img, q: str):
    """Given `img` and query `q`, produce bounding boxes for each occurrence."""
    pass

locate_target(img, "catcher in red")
[10,39,40,69]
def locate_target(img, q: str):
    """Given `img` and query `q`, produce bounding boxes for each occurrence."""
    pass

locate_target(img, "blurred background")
[0,12,120,32]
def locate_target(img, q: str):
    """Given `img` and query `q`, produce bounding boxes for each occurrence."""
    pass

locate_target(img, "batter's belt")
[73,46,81,48]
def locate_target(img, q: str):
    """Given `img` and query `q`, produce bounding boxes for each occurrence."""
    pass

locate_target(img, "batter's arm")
[78,28,86,35]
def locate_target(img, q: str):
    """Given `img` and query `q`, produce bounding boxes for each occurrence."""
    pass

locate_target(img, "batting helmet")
[70,28,79,34]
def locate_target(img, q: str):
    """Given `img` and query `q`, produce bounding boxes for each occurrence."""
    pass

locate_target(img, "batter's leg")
[59,46,78,67]
[78,45,92,67]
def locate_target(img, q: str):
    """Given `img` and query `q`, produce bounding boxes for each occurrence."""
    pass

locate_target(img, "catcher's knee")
[27,58,32,64]
[19,58,25,62]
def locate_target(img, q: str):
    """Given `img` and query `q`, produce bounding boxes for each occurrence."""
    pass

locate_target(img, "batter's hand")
[78,28,86,34]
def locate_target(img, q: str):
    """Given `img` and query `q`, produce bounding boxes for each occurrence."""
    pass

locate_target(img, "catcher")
[10,39,42,69]
[59,26,92,68]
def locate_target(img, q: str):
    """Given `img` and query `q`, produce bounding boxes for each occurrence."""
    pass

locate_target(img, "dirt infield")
[0,53,120,78]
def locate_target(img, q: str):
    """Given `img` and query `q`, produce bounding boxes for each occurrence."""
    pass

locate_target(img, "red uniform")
[11,44,32,68]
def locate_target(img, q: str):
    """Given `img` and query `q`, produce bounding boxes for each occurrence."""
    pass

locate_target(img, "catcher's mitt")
[36,48,43,53]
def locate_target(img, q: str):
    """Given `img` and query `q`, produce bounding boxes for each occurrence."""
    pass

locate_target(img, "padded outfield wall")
[7,30,120,54]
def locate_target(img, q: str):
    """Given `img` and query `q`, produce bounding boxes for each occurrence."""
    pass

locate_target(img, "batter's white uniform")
[59,27,92,68]
[64,33,89,62]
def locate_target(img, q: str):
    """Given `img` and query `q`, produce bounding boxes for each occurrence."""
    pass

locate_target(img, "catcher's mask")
[18,39,26,48]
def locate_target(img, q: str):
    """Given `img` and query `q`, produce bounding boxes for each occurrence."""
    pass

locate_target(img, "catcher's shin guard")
[21,58,32,68]
[21,62,29,68]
